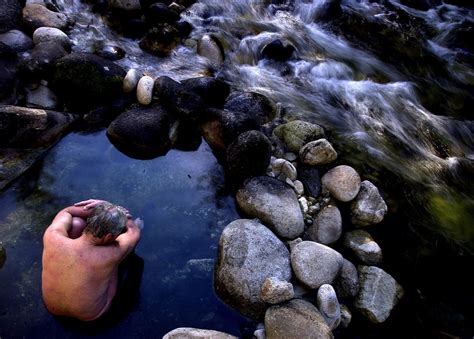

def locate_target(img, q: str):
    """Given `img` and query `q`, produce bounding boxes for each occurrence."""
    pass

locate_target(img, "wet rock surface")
[273,120,325,153]
[317,284,341,330]
[351,180,388,226]
[224,91,277,125]
[354,266,404,323]
[265,299,333,339]
[22,4,70,31]
[236,176,305,239]
[344,230,383,265]
[0,30,33,52]
[215,219,292,319]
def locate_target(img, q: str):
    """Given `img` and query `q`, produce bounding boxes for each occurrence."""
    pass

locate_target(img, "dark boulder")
[226,130,272,184]
[171,119,202,151]
[175,20,193,38]
[224,91,277,125]
[107,105,173,159]
[124,18,148,38]
[297,165,321,198]
[200,108,261,153]
[0,45,18,103]
[0,0,21,33]
[52,53,125,112]
[181,76,230,108]
[139,25,180,56]
[154,76,206,120]
[314,0,342,22]
[144,3,180,25]
[260,39,295,62]
[18,41,68,81]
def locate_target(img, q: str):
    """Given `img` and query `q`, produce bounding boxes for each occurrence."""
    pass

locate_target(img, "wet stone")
[307,205,342,245]
[123,68,140,93]
[317,284,341,330]
[273,120,325,153]
[351,180,388,226]
[321,165,361,202]
[354,266,404,323]
[33,27,71,51]
[260,276,295,304]
[291,241,343,289]
[197,34,224,65]
[163,327,237,339]
[343,230,383,265]
[26,84,58,110]
[22,4,70,31]
[299,139,337,166]
[136,75,154,105]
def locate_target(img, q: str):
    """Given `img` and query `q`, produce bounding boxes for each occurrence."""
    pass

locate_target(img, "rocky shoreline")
[0,0,406,337]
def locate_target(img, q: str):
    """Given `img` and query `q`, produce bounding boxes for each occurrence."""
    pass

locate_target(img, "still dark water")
[0,130,253,338]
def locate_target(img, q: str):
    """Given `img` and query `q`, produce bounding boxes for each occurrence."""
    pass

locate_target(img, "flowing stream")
[0,0,473,337]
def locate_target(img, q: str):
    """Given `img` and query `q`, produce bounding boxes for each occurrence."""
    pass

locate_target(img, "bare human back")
[41,199,141,321]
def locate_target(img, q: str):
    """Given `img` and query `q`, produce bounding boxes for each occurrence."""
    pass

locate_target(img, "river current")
[0,0,473,337]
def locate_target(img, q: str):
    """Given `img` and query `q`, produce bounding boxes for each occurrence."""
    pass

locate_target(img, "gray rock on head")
[85,202,127,238]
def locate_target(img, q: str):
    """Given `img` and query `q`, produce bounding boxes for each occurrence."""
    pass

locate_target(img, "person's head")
[84,202,127,243]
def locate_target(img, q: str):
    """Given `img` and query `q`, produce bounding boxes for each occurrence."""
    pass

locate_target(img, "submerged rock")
[163,327,237,339]
[265,299,333,339]
[197,34,224,65]
[236,176,305,239]
[273,120,325,153]
[215,219,292,319]
[291,241,343,289]
[145,2,180,25]
[107,105,173,159]
[226,130,272,184]
[260,39,295,62]
[351,180,388,226]
[354,265,404,323]
[321,165,361,202]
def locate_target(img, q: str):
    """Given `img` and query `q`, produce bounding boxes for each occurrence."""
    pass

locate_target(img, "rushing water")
[1,0,473,337]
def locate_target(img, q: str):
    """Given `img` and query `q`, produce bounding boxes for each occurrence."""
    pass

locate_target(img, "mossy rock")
[52,53,125,112]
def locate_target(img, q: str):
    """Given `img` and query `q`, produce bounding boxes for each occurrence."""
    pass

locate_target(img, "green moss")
[428,191,474,250]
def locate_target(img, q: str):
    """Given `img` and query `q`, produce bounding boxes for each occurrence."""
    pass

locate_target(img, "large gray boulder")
[273,120,325,153]
[107,106,173,159]
[291,241,344,289]
[321,165,361,202]
[22,4,70,31]
[343,230,383,265]
[0,0,21,33]
[265,299,333,339]
[215,219,292,319]
[307,205,342,245]
[351,180,388,226]
[163,328,237,339]
[236,176,305,239]
[354,266,404,323]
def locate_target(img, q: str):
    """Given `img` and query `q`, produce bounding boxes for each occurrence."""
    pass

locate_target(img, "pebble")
[136,75,154,105]
[123,68,141,93]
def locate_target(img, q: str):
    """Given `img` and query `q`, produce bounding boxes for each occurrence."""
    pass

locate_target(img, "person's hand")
[134,217,144,230]
[74,199,107,210]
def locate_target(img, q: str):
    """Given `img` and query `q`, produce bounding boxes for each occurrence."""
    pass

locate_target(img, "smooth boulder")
[226,130,272,183]
[265,299,333,339]
[33,27,72,51]
[307,205,342,245]
[52,53,125,111]
[291,241,343,289]
[273,120,325,153]
[236,176,305,239]
[107,106,173,159]
[321,165,361,202]
[181,76,230,108]
[215,219,292,319]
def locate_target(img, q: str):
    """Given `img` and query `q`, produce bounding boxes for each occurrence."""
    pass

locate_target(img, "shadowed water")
[0,131,252,338]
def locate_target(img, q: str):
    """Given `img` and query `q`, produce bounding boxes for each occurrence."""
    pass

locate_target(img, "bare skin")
[41,199,141,321]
